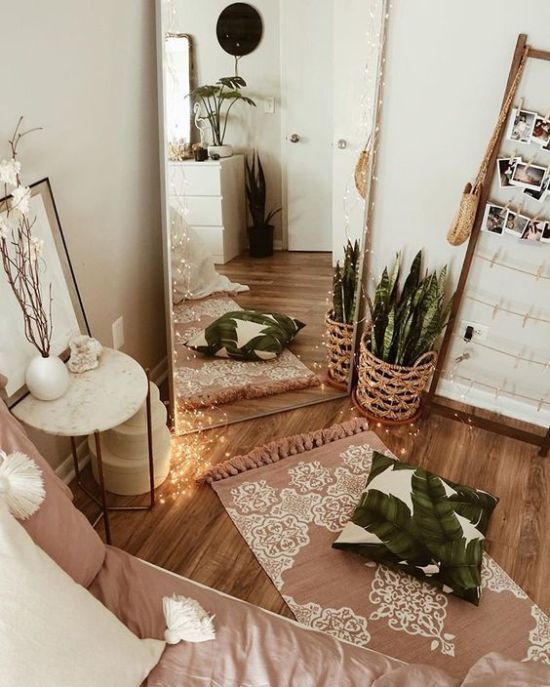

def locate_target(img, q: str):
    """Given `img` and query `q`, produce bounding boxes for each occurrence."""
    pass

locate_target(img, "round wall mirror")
[216,3,263,57]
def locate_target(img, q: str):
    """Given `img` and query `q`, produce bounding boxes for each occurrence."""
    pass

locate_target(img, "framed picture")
[523,173,550,202]
[541,223,550,243]
[0,178,90,407]
[531,116,550,148]
[506,107,537,143]
[510,161,547,191]
[481,202,507,235]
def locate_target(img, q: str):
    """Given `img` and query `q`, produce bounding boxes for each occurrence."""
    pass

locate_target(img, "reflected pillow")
[185,310,305,361]
[333,452,498,605]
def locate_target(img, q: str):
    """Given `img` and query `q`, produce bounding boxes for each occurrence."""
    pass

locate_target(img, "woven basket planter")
[354,332,437,423]
[325,311,354,388]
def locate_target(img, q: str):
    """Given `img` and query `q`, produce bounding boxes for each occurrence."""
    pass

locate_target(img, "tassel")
[0,450,45,520]
[162,595,215,644]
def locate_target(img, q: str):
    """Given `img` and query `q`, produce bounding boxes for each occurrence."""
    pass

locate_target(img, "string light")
[476,251,550,280]
[451,333,550,368]
[450,373,549,410]
[465,293,550,325]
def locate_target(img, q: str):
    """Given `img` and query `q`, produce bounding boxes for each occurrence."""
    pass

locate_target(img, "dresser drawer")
[190,225,240,265]
[184,196,223,226]
[168,164,222,197]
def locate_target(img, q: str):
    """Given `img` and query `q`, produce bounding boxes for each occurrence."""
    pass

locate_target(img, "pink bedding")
[89,547,457,687]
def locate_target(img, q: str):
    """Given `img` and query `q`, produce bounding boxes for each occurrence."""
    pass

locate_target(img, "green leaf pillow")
[185,310,305,361]
[333,452,498,605]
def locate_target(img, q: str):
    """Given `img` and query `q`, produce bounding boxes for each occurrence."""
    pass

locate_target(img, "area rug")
[203,419,550,679]
[173,295,320,409]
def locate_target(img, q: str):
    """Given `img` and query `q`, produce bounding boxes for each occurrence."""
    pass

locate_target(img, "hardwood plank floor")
[74,395,549,615]
[172,251,346,432]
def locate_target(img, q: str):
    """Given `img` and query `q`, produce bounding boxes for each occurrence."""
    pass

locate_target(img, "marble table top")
[12,348,148,437]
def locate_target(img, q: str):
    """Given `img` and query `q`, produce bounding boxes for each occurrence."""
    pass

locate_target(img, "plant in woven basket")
[366,251,453,366]
[331,239,360,325]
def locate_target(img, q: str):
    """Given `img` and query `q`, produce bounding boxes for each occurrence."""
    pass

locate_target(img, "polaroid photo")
[520,219,544,242]
[507,108,537,143]
[510,161,547,191]
[531,117,550,148]
[482,203,507,235]
[541,223,550,243]
[504,211,529,238]
[497,156,520,188]
[523,172,550,202]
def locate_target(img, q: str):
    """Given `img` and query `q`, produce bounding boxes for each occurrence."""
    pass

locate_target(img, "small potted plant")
[191,142,208,162]
[326,240,360,388]
[245,152,281,258]
[189,76,256,158]
[354,251,453,423]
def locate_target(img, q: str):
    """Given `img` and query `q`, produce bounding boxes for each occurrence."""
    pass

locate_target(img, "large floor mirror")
[156,0,387,434]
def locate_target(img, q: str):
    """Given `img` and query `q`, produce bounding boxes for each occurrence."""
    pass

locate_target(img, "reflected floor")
[174,251,346,432]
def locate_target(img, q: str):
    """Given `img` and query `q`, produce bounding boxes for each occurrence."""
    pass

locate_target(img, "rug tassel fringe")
[198,417,369,483]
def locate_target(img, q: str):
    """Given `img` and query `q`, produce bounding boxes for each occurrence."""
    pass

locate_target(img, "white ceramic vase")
[25,355,70,401]
[208,144,233,158]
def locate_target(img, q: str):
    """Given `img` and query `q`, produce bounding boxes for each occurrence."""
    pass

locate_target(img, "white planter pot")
[25,355,70,401]
[208,144,233,158]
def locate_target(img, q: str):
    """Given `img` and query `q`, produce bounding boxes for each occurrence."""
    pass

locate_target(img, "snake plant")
[367,251,453,366]
[332,240,360,324]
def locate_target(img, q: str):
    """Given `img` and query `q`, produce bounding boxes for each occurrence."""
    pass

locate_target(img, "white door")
[281,0,333,252]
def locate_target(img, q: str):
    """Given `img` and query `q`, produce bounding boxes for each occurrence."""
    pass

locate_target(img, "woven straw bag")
[447,50,529,246]
[354,148,369,199]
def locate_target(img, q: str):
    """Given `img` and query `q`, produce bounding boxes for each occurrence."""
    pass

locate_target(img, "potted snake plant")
[325,240,360,388]
[354,251,454,423]
[245,152,281,257]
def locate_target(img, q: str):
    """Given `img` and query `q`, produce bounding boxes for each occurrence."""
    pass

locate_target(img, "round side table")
[12,348,156,544]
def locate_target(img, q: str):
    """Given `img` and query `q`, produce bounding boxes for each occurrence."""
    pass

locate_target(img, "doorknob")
[337,139,347,149]
[289,133,300,143]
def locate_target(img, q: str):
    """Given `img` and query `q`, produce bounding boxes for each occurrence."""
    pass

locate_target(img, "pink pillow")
[0,400,105,587]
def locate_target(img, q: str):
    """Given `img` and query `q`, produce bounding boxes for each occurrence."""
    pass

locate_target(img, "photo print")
[542,223,550,243]
[531,116,550,147]
[482,203,507,235]
[507,108,537,143]
[524,172,550,201]
[510,161,547,191]
[504,211,529,238]
[497,156,520,188]
[520,219,545,242]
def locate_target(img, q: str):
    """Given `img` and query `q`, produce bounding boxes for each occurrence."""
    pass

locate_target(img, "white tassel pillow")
[0,501,165,687]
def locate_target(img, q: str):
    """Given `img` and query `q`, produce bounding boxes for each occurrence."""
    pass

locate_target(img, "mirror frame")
[155,0,389,435]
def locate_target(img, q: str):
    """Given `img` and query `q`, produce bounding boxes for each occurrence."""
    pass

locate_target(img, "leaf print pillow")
[185,310,305,361]
[333,452,498,605]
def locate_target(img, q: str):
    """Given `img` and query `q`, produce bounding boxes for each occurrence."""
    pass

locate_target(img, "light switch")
[264,97,275,114]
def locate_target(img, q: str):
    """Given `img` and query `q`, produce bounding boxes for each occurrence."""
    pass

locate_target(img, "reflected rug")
[204,419,549,679]
[173,295,319,409]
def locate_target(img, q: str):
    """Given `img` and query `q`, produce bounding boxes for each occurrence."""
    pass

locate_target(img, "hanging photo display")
[482,201,550,243]
[507,107,550,149]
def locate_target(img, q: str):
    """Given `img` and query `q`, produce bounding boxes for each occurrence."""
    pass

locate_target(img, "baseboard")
[55,439,90,484]
[438,377,550,429]
[56,356,169,485]
[150,356,168,386]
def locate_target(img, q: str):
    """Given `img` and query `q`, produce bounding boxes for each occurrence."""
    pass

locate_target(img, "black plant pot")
[248,224,274,258]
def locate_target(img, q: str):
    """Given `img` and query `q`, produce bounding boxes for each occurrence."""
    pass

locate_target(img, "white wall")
[164,0,283,243]
[369,0,550,426]
[1,1,165,467]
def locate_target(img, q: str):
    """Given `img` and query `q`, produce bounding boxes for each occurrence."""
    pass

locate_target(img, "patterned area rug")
[207,420,550,679]
[173,295,319,409]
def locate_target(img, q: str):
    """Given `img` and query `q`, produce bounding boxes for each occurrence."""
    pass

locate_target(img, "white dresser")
[168,155,246,264]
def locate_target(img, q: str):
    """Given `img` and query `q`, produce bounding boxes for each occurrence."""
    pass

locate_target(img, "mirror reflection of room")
[161,1,378,433]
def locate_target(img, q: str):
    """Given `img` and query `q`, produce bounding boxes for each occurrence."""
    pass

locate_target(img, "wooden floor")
[172,251,346,431]
[74,395,549,616]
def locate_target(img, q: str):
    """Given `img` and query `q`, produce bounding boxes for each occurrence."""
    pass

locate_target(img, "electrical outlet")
[264,97,275,114]
[461,320,489,342]
[112,316,125,350]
